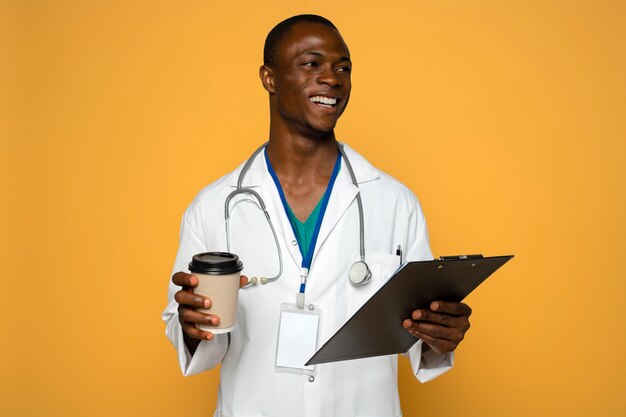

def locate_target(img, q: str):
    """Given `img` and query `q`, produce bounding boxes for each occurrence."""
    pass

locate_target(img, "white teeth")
[310,96,337,106]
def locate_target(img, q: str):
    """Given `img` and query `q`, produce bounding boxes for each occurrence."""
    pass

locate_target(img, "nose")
[317,65,342,88]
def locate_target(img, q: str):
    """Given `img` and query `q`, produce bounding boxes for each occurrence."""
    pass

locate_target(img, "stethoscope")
[224,142,372,294]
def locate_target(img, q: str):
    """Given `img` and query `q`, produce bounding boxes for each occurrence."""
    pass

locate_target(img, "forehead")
[277,22,350,63]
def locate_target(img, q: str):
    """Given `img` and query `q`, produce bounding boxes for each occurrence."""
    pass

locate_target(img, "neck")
[264,119,341,222]
[266,127,339,185]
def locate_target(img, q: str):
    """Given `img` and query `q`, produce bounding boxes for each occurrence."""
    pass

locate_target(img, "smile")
[309,95,338,108]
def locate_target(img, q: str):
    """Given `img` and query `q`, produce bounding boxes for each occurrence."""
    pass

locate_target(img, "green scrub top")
[285,198,323,258]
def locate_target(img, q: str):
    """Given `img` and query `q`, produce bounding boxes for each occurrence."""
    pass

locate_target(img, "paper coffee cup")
[188,252,243,334]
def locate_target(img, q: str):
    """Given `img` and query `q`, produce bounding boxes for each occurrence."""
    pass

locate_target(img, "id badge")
[275,303,320,375]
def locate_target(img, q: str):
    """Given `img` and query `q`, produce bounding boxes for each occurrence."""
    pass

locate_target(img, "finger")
[411,309,470,331]
[172,272,198,287]
[405,320,465,343]
[175,290,212,309]
[430,301,472,317]
[411,309,455,327]
[402,319,465,343]
[408,329,457,354]
[179,307,221,326]
[240,275,249,289]
[180,320,215,341]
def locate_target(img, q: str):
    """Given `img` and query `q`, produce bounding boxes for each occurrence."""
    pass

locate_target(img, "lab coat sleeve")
[403,193,455,382]
[161,212,228,377]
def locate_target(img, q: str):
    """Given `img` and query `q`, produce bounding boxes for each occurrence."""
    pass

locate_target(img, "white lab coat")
[162,143,453,417]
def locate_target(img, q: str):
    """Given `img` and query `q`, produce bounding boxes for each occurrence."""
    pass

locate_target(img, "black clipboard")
[306,255,513,366]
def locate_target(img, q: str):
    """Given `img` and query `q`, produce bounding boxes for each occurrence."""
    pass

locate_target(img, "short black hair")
[263,14,338,67]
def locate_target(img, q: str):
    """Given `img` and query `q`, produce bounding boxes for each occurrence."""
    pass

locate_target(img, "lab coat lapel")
[311,144,380,263]
[229,146,302,270]
[259,177,303,269]
[313,173,358,259]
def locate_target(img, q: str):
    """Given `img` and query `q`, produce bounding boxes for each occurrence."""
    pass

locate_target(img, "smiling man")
[163,14,472,417]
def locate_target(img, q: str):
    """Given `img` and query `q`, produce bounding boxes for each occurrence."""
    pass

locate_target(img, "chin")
[317,126,336,134]
[308,121,338,135]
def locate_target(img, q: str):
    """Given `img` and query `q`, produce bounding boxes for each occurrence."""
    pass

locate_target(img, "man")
[163,14,471,417]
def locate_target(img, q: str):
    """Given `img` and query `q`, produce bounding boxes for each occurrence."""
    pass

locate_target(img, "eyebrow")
[300,51,352,63]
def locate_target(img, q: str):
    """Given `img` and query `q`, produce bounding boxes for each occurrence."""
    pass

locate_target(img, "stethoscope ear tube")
[226,143,283,285]
[337,144,368,272]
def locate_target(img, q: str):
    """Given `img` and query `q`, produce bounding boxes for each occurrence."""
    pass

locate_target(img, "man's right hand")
[172,272,249,353]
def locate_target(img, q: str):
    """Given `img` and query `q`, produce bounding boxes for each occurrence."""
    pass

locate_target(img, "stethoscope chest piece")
[349,260,371,286]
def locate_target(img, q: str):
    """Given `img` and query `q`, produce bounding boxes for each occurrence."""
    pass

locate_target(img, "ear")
[259,65,275,94]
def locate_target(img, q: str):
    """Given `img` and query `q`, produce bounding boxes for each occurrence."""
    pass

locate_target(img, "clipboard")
[306,254,513,366]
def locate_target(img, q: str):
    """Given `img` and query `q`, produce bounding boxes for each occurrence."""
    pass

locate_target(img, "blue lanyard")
[265,148,342,296]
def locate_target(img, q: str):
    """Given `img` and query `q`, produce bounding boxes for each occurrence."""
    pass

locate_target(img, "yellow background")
[2,1,625,416]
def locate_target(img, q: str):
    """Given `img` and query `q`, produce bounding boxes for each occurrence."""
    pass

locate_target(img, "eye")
[303,61,319,68]
[336,66,351,73]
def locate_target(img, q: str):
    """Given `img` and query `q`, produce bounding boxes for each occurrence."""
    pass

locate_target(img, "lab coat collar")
[227,141,380,271]
[228,142,380,188]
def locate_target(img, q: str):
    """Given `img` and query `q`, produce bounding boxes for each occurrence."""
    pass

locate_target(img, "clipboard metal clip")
[437,254,484,261]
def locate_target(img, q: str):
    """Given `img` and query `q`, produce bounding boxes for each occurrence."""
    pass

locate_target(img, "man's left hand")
[403,301,472,354]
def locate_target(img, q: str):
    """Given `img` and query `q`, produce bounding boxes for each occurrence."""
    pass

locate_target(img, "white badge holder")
[275,303,320,376]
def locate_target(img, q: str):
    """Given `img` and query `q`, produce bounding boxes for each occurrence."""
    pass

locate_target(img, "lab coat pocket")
[346,250,401,317]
